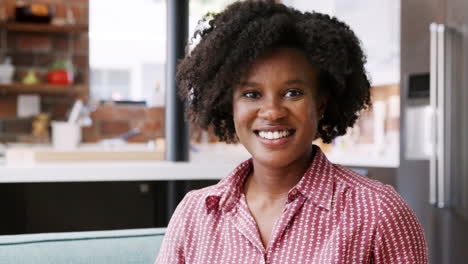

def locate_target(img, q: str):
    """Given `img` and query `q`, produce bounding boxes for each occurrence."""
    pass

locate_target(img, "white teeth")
[273,131,279,139]
[258,130,291,140]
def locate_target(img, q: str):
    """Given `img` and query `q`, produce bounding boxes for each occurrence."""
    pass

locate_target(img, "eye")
[242,91,261,99]
[284,89,304,98]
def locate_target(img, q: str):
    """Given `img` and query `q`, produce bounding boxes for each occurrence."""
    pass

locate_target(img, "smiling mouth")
[253,129,296,140]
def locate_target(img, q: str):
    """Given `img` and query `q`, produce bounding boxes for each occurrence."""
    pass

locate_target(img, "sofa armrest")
[0,228,166,264]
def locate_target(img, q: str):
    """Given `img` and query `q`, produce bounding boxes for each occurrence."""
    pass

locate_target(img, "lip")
[253,126,296,147]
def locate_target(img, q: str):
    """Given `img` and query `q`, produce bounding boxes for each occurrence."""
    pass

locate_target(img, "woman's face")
[232,47,326,169]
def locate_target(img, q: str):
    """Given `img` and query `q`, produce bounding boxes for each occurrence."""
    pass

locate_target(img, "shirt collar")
[293,145,335,211]
[204,145,335,214]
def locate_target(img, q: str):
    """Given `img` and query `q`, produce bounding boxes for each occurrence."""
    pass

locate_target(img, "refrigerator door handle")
[429,23,438,206]
[437,24,448,208]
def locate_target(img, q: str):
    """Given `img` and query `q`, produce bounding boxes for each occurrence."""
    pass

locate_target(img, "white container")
[0,57,15,84]
[51,121,82,150]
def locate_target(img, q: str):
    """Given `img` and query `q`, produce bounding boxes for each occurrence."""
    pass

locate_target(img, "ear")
[317,96,328,116]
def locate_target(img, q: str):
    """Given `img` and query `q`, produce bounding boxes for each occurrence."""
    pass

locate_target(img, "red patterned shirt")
[155,145,428,263]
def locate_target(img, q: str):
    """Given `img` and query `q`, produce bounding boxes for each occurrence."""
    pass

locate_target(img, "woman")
[155,1,428,263]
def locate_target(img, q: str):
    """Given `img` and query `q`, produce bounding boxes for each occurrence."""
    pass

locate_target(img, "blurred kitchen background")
[0,0,467,263]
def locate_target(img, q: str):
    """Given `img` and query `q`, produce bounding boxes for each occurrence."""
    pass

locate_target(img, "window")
[90,0,239,105]
[90,68,131,101]
[89,0,166,103]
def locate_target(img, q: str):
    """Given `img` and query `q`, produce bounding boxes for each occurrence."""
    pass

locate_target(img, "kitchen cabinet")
[0,182,159,235]
[0,159,233,235]
[0,180,217,235]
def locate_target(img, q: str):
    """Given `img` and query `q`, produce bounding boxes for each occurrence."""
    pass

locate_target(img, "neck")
[243,147,315,202]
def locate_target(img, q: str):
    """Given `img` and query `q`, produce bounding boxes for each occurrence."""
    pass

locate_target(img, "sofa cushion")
[0,228,165,264]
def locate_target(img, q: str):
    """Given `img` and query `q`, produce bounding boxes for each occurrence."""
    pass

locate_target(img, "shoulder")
[156,182,224,263]
[333,163,387,192]
[332,164,428,259]
[331,164,417,218]
[173,183,221,218]
[163,183,222,241]
[331,168,432,262]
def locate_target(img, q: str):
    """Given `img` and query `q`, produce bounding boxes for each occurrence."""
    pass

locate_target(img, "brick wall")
[83,105,165,142]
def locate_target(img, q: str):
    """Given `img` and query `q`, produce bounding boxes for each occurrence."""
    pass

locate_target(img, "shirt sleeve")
[372,184,428,264]
[154,191,193,264]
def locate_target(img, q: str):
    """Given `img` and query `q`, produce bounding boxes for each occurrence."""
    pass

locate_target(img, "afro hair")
[177,0,371,144]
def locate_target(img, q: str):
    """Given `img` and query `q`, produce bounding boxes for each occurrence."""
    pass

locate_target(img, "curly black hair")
[177,0,371,144]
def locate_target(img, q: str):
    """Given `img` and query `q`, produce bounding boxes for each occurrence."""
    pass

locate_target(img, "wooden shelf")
[0,83,88,95]
[0,22,88,33]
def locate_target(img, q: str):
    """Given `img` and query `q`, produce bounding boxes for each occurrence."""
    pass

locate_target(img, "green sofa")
[0,228,165,264]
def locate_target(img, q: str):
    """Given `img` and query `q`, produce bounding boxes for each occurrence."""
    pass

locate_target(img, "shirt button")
[290,189,298,195]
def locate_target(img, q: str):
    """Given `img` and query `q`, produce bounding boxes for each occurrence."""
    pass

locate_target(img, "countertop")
[0,160,238,183]
[0,143,250,183]
[0,143,398,183]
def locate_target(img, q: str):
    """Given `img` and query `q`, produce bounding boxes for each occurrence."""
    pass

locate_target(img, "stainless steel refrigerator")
[400,1,468,263]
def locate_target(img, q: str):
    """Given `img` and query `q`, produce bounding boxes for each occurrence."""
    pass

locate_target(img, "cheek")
[308,107,319,123]
[296,102,319,131]
[295,100,317,119]
[232,102,252,132]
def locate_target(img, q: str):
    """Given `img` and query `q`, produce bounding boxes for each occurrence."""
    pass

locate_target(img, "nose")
[258,97,287,121]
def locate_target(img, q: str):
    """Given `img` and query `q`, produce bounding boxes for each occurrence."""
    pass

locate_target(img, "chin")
[251,148,303,169]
